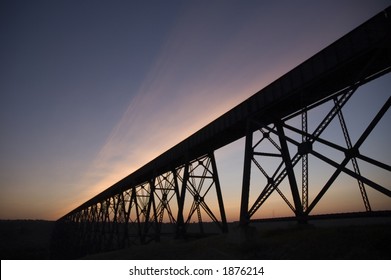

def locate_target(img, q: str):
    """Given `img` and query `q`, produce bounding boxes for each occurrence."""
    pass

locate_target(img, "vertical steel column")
[142,177,158,242]
[177,161,189,236]
[210,152,228,233]
[276,122,304,219]
[240,121,253,226]
[118,191,129,248]
[301,110,309,213]
[133,186,143,241]
[172,168,182,222]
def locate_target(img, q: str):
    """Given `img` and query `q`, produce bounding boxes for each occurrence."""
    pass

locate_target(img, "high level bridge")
[52,7,391,258]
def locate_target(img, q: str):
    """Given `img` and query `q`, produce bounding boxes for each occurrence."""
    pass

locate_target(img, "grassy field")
[1,219,390,259]
[84,222,391,260]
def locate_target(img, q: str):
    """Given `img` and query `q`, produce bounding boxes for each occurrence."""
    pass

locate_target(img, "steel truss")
[240,81,391,225]
[51,152,227,258]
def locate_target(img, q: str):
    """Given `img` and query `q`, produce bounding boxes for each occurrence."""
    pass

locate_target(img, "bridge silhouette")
[51,7,391,259]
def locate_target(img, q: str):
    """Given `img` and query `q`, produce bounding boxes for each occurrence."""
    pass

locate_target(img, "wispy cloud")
[71,6,276,207]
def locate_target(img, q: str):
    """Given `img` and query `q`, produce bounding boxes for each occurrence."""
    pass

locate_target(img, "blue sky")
[0,0,390,220]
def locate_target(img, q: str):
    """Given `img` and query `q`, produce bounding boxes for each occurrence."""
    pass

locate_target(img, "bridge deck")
[61,6,391,219]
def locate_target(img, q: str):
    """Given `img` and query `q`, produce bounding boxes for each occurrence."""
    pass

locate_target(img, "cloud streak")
[73,5,274,207]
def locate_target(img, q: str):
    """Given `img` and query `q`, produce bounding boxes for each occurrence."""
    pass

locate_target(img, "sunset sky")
[1,0,390,221]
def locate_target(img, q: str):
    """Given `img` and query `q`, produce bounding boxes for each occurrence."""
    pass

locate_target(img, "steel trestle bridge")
[52,7,391,259]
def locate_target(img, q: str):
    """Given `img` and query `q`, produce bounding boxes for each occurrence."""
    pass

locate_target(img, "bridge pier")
[239,80,390,226]
[176,153,228,235]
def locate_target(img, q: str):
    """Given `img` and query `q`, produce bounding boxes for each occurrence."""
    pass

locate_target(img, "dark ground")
[1,219,390,260]
[0,220,54,260]
[83,222,391,260]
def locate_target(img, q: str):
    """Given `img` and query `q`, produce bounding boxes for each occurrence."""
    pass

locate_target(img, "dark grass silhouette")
[83,223,391,260]
[0,220,54,260]
[1,219,390,259]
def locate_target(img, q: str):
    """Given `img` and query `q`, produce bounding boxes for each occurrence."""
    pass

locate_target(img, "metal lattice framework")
[240,83,390,225]
[51,7,391,259]
[51,153,227,258]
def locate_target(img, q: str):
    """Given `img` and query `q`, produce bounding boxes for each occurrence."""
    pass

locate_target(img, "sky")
[0,0,390,221]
